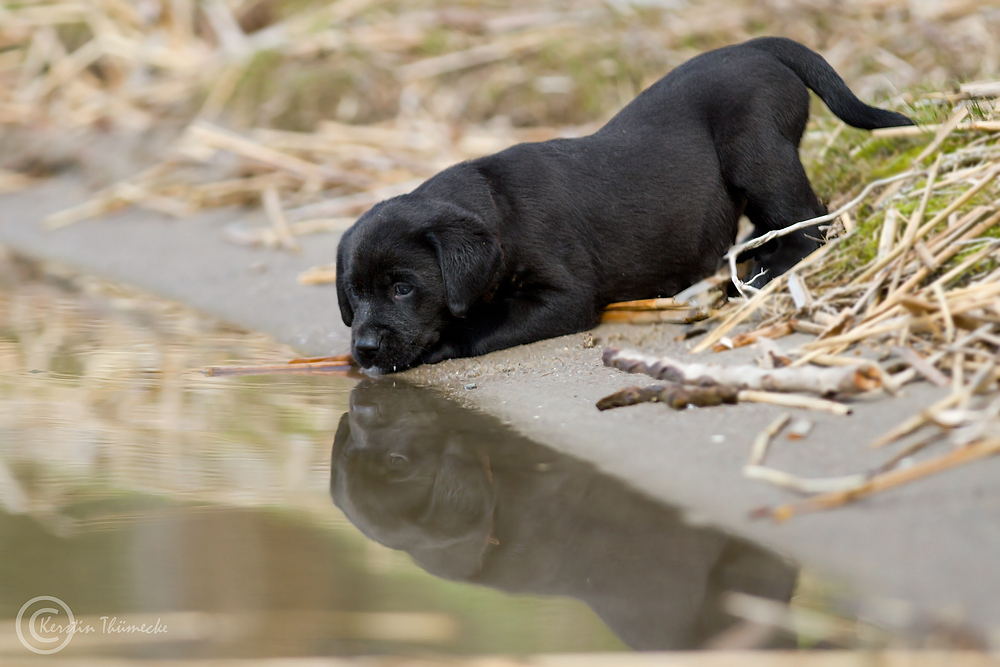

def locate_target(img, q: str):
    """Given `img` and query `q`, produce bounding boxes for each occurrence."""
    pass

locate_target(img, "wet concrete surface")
[2,175,999,641]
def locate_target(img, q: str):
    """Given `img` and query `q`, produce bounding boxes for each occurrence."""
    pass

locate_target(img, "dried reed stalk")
[764,438,1000,521]
[204,360,355,377]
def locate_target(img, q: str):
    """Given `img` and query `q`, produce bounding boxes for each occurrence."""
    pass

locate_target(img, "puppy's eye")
[394,283,413,297]
[388,454,408,469]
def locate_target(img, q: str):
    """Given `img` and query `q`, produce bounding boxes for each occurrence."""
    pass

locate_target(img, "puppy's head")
[336,195,502,373]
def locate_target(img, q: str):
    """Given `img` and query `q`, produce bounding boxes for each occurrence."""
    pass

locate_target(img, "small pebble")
[711,434,725,443]
[787,418,814,440]
[465,383,477,390]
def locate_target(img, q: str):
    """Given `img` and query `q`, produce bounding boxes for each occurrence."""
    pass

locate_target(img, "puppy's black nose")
[353,334,380,365]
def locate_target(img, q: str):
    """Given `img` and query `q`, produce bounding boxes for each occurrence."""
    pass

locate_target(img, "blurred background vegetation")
[2,0,997,133]
[1,0,998,215]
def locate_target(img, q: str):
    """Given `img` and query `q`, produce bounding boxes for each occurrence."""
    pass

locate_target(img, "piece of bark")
[596,383,739,411]
[596,385,851,415]
[603,347,881,396]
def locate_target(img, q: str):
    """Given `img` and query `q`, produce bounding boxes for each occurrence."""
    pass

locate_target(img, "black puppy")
[336,37,912,373]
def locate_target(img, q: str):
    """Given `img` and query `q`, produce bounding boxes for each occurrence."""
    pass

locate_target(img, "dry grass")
[0,0,998,242]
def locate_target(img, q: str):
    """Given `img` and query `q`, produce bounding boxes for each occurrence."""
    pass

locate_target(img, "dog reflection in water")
[330,381,798,650]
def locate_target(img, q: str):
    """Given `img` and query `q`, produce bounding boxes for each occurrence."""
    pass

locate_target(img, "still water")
[0,254,812,660]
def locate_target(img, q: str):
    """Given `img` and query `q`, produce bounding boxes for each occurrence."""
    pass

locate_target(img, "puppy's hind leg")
[724,139,827,289]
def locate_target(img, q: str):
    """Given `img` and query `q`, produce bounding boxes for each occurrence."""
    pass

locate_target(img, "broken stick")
[596,385,850,415]
[603,347,881,396]
[747,413,791,466]
[596,383,740,410]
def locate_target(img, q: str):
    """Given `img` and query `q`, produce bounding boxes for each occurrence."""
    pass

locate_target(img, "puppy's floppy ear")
[426,203,502,318]
[335,232,354,326]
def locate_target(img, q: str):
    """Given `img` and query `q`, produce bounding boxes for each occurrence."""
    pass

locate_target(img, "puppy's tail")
[746,37,914,130]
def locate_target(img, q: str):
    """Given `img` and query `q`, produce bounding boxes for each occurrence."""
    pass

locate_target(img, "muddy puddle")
[0,254,878,660]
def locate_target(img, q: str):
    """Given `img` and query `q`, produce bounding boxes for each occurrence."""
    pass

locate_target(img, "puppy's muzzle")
[353,332,381,368]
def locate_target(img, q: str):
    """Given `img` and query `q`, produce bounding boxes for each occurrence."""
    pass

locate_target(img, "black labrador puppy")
[336,37,912,373]
[330,381,799,649]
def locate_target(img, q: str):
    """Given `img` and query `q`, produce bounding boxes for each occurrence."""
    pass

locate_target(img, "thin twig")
[764,438,1000,521]
[747,413,791,466]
